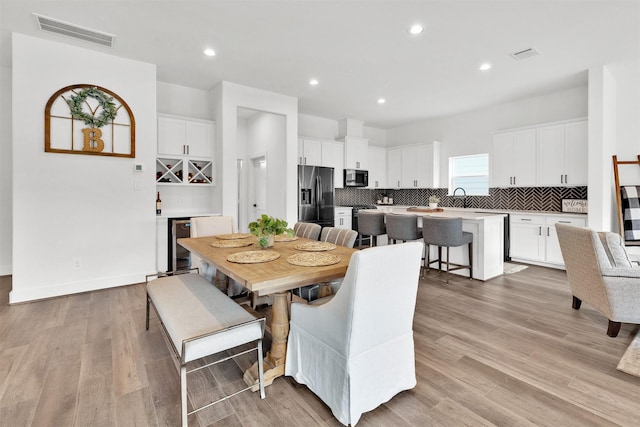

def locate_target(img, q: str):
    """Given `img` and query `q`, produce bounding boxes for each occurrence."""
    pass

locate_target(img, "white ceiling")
[1,1,639,129]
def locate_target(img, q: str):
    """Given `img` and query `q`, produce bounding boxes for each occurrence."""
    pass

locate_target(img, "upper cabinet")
[340,136,368,170]
[367,146,387,189]
[537,120,587,186]
[387,142,440,189]
[321,140,345,189]
[387,148,403,189]
[493,119,587,188]
[492,129,537,188]
[158,115,213,158]
[156,114,215,185]
[298,136,344,188]
[297,138,323,166]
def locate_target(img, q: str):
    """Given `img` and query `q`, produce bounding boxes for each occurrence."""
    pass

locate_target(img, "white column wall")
[10,33,157,303]
[0,65,12,275]
[212,81,297,226]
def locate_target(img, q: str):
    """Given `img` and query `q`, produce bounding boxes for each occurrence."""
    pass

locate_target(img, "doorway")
[248,155,267,222]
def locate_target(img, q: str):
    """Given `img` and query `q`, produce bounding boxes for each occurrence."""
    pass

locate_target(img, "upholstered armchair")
[285,242,424,426]
[555,223,640,337]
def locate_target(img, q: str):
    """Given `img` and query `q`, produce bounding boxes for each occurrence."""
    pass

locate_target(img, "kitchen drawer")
[510,214,544,225]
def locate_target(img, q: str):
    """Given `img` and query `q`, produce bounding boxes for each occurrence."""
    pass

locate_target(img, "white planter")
[429,203,438,208]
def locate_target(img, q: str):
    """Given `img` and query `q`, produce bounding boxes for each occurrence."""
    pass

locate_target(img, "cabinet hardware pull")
[513,176,516,185]
[565,174,568,183]
[559,220,571,223]
[356,161,360,168]
[520,218,532,221]
[398,180,400,187]
[547,227,550,236]
[561,174,564,184]
[304,157,307,165]
[539,226,542,235]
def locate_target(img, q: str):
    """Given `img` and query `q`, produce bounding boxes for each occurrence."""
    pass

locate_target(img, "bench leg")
[146,294,150,330]
[257,339,265,399]
[181,364,188,427]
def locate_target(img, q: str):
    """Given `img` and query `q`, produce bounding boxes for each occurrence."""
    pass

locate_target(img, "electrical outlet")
[72,257,82,270]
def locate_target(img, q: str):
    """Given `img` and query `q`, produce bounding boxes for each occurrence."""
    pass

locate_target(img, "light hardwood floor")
[1,265,639,426]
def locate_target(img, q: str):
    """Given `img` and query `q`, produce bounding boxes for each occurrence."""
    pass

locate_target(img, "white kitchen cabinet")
[157,115,215,186]
[158,115,213,158]
[537,120,587,186]
[335,207,353,229]
[340,136,368,170]
[492,129,537,187]
[387,148,403,189]
[387,142,439,189]
[322,140,344,189]
[510,213,587,268]
[368,146,387,189]
[297,138,323,166]
[402,143,439,188]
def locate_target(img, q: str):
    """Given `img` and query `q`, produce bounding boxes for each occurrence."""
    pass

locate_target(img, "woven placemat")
[274,234,298,242]
[294,241,337,252]
[227,250,280,264]
[216,233,252,240]
[287,252,341,267]
[211,239,254,248]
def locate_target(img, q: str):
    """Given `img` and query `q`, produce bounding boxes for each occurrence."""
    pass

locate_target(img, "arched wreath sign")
[45,84,135,157]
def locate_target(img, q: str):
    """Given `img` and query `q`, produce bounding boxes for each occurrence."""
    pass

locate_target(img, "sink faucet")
[453,187,468,208]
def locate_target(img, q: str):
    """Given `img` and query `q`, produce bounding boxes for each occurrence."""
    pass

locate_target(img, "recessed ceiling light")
[309,79,319,86]
[377,98,386,104]
[408,24,424,35]
[479,63,492,71]
[203,48,216,57]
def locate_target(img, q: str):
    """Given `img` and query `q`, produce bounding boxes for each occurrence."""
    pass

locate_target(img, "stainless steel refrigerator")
[298,165,335,227]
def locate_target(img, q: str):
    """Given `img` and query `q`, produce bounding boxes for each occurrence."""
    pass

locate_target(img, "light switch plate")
[133,163,144,173]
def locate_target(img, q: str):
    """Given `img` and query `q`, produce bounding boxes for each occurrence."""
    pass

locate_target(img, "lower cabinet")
[510,214,587,268]
[335,207,353,229]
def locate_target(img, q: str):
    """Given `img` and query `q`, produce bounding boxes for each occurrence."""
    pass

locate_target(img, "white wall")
[0,65,12,275]
[213,81,298,226]
[298,113,387,147]
[386,86,588,186]
[11,33,157,303]
[157,81,213,120]
[246,112,287,222]
[588,60,640,232]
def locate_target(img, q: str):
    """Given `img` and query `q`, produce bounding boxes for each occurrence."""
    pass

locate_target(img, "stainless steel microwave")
[344,169,368,187]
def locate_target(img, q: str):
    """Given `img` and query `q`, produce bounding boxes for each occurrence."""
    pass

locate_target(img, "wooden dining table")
[178,234,357,389]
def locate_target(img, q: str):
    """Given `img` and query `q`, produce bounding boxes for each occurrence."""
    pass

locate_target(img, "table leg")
[243,291,289,390]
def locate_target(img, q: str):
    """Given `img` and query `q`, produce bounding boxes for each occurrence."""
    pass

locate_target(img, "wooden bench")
[145,271,265,426]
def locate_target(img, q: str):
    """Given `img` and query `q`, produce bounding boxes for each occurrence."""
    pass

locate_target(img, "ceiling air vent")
[33,13,115,48]
[510,47,540,61]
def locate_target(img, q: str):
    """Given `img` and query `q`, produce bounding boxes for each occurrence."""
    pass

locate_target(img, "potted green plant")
[248,214,294,248]
[428,195,440,208]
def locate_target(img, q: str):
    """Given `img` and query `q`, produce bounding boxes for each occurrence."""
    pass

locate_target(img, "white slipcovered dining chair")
[190,216,246,296]
[285,241,424,426]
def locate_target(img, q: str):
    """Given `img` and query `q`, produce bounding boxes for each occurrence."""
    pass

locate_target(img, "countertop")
[371,205,587,218]
[156,211,222,219]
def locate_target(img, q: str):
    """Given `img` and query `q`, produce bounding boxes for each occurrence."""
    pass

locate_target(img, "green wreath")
[66,87,117,128]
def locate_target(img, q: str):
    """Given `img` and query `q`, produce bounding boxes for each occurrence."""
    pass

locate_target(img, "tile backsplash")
[336,186,588,212]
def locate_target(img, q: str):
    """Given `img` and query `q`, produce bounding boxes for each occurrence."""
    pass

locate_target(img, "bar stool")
[357,211,386,249]
[422,216,473,283]
[385,213,422,244]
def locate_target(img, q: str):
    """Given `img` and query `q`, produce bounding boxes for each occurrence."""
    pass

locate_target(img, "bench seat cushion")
[147,274,262,363]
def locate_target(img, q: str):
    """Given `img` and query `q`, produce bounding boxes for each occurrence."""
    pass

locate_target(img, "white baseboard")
[8,272,149,304]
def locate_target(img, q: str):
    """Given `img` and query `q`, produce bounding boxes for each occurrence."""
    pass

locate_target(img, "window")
[449,154,489,196]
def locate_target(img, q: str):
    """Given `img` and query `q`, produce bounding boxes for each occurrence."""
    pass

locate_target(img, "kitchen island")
[372,206,506,281]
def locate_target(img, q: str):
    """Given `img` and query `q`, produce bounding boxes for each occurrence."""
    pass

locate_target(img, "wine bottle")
[156,192,162,215]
